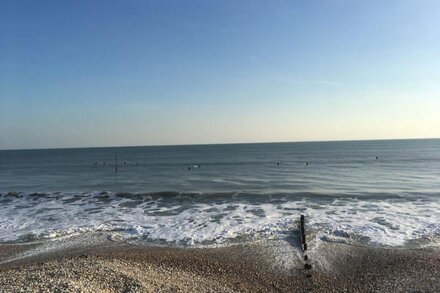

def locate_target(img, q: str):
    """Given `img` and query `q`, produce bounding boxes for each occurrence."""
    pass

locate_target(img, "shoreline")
[1,237,439,292]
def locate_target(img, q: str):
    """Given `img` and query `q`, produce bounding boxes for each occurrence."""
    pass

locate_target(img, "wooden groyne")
[300,215,312,280]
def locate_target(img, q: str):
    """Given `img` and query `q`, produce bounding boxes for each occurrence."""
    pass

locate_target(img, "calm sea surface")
[0,139,439,247]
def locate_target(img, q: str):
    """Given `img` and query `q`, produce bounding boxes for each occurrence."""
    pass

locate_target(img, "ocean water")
[0,139,439,247]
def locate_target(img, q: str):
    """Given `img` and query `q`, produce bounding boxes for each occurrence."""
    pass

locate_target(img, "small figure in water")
[123,161,126,165]
[276,162,280,166]
[136,162,139,166]
[376,156,379,160]
[188,167,191,171]
[94,161,98,165]
[103,162,106,165]
[304,161,309,166]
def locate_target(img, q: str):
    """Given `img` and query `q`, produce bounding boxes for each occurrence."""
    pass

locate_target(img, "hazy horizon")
[1,137,439,152]
[1,1,440,150]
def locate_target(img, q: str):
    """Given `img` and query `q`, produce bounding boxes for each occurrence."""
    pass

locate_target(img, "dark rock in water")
[332,230,350,238]
[17,232,38,242]
[6,192,21,198]
[115,192,133,199]
[151,191,180,198]
[29,192,45,198]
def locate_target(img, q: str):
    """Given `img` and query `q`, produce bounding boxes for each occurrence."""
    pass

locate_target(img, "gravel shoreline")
[0,240,439,292]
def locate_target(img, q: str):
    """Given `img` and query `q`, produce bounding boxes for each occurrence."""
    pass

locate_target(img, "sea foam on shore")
[1,191,439,248]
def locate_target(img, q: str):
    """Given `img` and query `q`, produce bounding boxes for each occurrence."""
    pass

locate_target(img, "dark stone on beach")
[303,243,307,251]
[304,255,308,261]
[304,263,312,270]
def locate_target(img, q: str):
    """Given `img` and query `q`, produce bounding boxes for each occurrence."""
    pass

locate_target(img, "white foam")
[0,192,439,247]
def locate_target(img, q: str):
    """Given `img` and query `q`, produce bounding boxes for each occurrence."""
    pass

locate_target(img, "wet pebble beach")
[1,241,439,292]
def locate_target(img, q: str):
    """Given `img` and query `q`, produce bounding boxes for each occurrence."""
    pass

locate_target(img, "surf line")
[300,215,312,282]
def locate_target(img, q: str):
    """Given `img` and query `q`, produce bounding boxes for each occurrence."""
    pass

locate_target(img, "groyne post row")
[300,215,312,280]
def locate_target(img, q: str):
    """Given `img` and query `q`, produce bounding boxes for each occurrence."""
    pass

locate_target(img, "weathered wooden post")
[300,215,312,280]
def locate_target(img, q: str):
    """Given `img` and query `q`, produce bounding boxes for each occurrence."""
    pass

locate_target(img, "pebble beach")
[1,238,439,292]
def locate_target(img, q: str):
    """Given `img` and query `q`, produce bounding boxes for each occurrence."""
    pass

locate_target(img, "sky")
[1,0,440,150]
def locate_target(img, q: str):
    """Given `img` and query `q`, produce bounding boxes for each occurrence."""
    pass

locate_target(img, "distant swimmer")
[103,162,106,165]
[188,167,191,171]
[136,162,139,166]
[376,156,379,160]
[304,161,309,166]
[94,162,98,165]
[277,162,280,166]
[123,161,127,165]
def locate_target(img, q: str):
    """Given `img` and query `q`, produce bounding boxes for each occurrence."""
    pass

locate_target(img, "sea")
[1,139,439,248]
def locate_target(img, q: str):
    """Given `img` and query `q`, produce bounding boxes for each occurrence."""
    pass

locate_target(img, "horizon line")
[1,136,439,152]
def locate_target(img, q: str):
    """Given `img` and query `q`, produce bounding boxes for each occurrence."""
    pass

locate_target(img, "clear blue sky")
[1,0,439,149]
